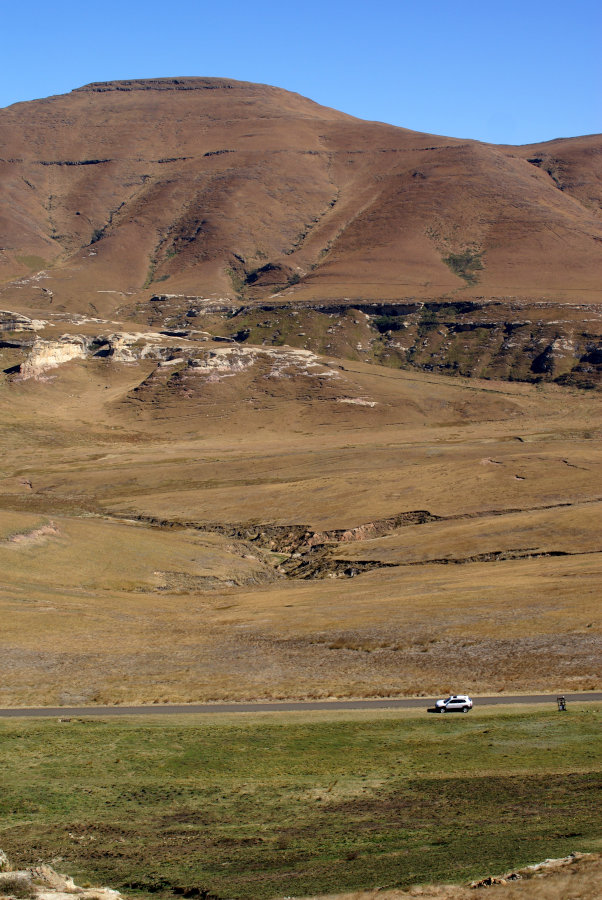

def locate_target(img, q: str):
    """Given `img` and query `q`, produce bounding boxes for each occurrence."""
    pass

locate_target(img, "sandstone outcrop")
[0,855,124,900]
[18,337,88,378]
[16,331,182,377]
[0,311,46,334]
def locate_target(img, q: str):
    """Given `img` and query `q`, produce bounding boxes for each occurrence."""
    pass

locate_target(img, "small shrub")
[0,874,35,899]
[373,315,405,333]
[225,267,245,295]
[417,308,438,333]
[443,249,484,284]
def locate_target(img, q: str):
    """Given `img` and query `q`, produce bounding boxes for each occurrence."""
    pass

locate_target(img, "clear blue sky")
[1,0,600,145]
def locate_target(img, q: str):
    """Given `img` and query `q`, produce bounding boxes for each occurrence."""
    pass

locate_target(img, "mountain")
[1,77,600,388]
[1,77,601,310]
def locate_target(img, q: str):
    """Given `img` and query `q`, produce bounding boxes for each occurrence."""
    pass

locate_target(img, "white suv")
[435,694,473,713]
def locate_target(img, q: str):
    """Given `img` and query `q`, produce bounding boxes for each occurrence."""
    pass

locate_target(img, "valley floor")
[0,318,600,705]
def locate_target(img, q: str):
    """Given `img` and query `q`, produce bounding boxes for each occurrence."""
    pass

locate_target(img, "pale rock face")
[0,849,9,871]
[15,331,341,384]
[0,858,126,900]
[0,310,47,333]
[19,337,87,379]
[337,397,377,407]
[100,332,165,362]
[550,336,575,356]
[17,332,172,377]
[188,348,256,381]
[187,345,339,382]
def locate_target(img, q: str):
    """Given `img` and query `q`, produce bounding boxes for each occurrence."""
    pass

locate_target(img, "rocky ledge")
[0,852,123,900]
[0,311,46,334]
[10,330,341,382]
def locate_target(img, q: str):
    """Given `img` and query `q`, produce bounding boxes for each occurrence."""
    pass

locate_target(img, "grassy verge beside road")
[1,707,600,899]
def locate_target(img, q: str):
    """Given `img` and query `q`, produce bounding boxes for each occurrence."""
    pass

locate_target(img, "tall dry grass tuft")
[0,874,35,899]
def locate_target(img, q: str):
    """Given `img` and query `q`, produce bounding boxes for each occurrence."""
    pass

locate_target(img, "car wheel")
[439,707,446,713]
[462,706,470,713]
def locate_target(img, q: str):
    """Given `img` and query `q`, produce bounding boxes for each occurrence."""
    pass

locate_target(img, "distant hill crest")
[73,76,249,93]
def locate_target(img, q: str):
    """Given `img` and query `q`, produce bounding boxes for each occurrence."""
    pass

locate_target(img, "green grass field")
[1,707,600,899]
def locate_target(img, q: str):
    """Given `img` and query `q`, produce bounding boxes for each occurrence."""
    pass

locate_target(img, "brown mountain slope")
[1,77,601,319]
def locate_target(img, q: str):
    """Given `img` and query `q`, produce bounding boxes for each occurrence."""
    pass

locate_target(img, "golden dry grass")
[0,347,600,706]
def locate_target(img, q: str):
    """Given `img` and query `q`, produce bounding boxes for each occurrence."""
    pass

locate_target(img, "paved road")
[0,692,600,718]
